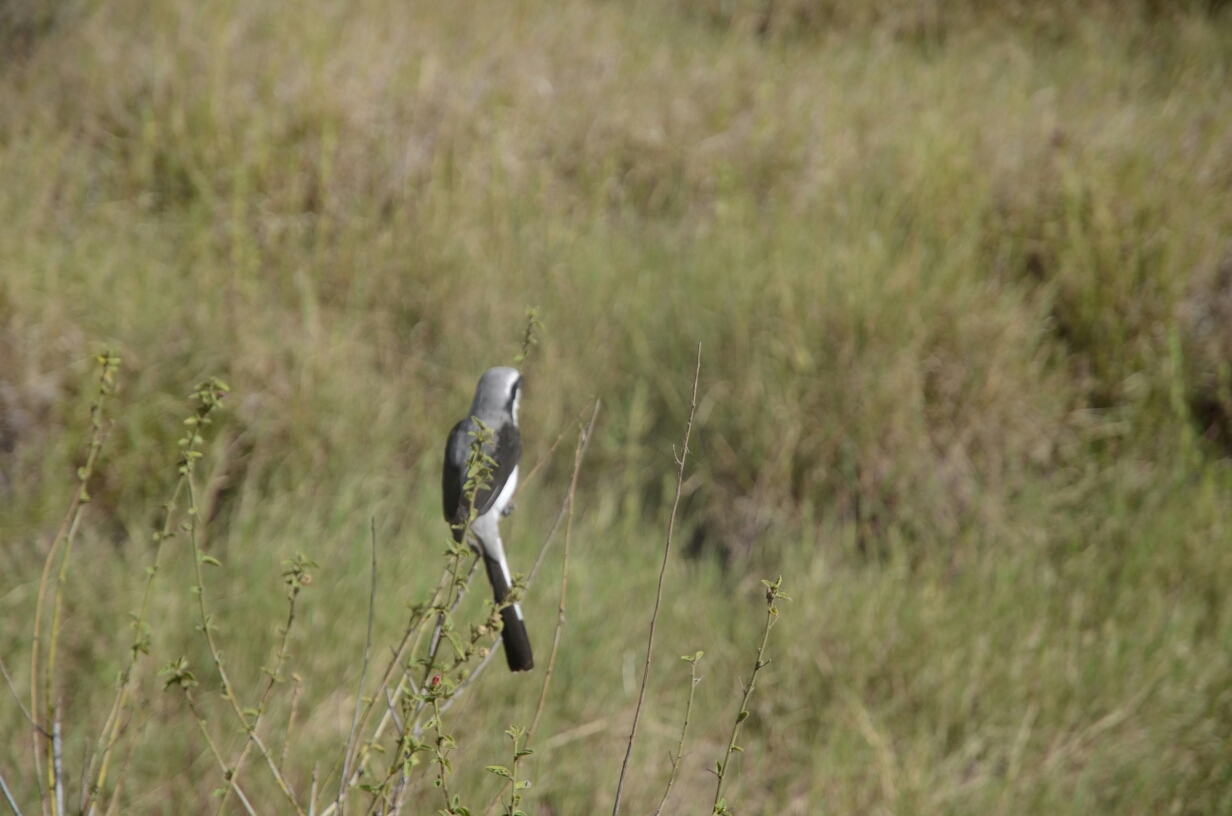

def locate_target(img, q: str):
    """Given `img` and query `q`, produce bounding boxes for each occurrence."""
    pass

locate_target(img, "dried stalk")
[612,344,701,816]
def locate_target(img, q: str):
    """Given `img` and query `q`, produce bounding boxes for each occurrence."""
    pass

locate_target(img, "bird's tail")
[482,551,534,672]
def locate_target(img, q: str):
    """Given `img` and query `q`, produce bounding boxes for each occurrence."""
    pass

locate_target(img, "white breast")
[488,464,518,518]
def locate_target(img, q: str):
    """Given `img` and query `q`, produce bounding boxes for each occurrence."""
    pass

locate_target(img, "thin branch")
[485,403,600,816]
[712,577,788,814]
[654,654,702,816]
[612,344,701,816]
[181,690,259,816]
[384,687,404,738]
[102,704,150,816]
[0,768,23,816]
[52,712,64,816]
[337,519,379,816]
[216,554,310,816]
[0,654,45,736]
[281,673,304,770]
[185,416,307,816]
[529,402,597,741]
[89,388,207,815]
[34,353,119,816]
[310,764,319,816]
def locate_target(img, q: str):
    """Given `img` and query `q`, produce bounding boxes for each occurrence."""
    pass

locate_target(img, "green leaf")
[200,555,222,567]
[485,765,513,780]
[737,710,749,722]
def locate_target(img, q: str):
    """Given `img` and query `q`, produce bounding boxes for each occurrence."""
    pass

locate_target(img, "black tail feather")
[482,553,534,672]
[500,607,534,672]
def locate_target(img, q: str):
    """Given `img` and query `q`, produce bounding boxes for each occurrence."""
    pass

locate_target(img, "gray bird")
[442,366,533,672]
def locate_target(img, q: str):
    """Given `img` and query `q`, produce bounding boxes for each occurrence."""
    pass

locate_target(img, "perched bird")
[442,366,533,672]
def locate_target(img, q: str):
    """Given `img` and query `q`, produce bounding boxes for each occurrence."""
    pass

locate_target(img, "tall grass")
[1,0,1231,813]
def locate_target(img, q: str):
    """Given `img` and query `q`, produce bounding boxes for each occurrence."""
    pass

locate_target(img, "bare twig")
[530,402,597,740]
[183,382,306,815]
[384,687,405,737]
[485,403,600,816]
[0,654,44,736]
[315,603,434,816]
[337,520,379,816]
[52,712,64,816]
[34,352,119,816]
[89,376,214,816]
[654,653,702,816]
[0,768,23,816]
[102,704,150,816]
[217,553,311,816]
[179,688,259,816]
[612,344,701,816]
[281,673,304,770]
[712,577,789,814]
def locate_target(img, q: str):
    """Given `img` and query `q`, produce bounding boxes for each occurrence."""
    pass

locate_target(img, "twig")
[712,577,789,814]
[0,654,45,736]
[217,553,311,816]
[281,673,304,770]
[484,405,598,816]
[429,694,453,812]
[316,604,434,816]
[0,768,23,816]
[33,352,119,816]
[52,712,64,816]
[89,378,213,816]
[183,382,306,815]
[384,687,404,738]
[343,561,466,784]
[530,402,597,740]
[102,704,150,816]
[180,689,259,816]
[611,343,701,816]
[654,653,702,816]
[337,520,379,816]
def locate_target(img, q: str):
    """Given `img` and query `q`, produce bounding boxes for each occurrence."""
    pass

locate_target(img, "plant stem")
[337,520,379,816]
[654,654,702,816]
[712,577,788,814]
[612,344,701,816]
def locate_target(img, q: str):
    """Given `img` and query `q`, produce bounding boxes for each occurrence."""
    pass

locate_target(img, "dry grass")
[1,0,1231,813]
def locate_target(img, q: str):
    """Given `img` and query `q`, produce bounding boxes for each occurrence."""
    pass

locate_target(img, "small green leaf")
[200,555,222,567]
[485,765,513,780]
[737,710,749,722]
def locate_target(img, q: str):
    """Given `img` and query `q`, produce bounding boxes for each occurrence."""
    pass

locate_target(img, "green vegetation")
[2,0,1231,813]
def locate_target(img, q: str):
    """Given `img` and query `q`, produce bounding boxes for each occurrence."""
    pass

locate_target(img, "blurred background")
[2,0,1231,813]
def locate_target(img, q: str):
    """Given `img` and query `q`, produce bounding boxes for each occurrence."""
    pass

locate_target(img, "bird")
[441,366,533,672]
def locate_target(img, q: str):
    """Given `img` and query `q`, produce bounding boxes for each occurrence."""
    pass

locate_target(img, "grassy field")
[2,0,1232,813]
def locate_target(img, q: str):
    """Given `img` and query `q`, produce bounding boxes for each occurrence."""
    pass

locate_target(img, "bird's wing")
[442,419,470,530]
[474,420,521,517]
[442,418,522,530]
